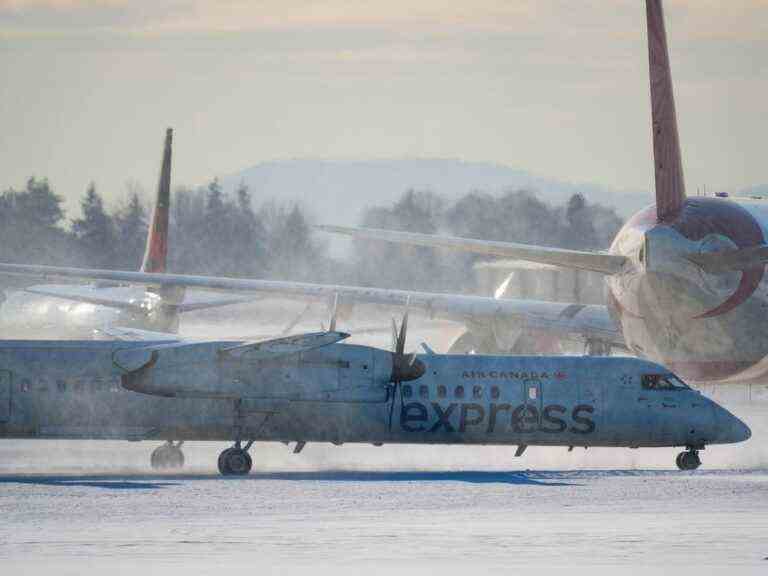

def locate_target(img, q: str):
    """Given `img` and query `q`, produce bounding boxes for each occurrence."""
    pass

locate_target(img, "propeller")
[387,302,426,431]
[328,293,340,332]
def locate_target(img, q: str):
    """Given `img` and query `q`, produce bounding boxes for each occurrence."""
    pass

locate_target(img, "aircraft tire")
[218,447,252,476]
[150,444,185,470]
[676,450,701,471]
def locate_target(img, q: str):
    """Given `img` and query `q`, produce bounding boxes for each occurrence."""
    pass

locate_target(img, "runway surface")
[2,441,767,574]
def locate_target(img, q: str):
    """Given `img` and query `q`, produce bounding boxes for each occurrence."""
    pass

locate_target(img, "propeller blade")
[328,293,340,332]
[391,318,399,351]
[396,300,410,355]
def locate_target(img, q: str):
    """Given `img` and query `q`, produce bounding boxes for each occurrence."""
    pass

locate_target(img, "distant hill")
[221,159,649,226]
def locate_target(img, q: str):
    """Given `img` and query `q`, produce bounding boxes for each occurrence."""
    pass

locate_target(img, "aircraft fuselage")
[0,340,748,450]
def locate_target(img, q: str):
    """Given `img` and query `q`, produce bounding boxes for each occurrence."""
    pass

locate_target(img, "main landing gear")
[218,440,254,476]
[150,441,185,470]
[675,448,702,471]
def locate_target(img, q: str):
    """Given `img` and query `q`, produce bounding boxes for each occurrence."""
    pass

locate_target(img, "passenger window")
[473,385,483,399]
[437,385,447,399]
[455,386,465,399]
[402,385,413,398]
[491,386,500,400]
[419,385,429,399]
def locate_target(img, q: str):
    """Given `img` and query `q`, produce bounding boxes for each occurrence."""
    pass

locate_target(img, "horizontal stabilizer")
[219,331,350,359]
[686,245,768,274]
[22,284,255,314]
[316,225,628,275]
[25,285,146,311]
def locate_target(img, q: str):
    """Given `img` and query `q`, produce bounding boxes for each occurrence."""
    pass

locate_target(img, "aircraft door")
[0,370,10,422]
[522,378,543,429]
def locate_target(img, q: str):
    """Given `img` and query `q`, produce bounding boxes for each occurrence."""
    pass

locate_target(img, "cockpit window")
[641,373,689,391]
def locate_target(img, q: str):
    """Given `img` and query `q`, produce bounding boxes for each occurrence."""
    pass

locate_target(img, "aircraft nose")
[713,405,751,445]
[728,416,752,444]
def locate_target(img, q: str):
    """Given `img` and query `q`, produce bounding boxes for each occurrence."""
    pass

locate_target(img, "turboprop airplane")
[0,313,751,473]
[0,1,767,387]
[0,129,245,337]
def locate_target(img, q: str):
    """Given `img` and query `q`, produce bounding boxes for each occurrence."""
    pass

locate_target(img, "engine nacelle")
[115,341,392,403]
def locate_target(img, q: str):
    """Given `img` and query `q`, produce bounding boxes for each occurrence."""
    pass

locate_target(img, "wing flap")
[316,225,628,275]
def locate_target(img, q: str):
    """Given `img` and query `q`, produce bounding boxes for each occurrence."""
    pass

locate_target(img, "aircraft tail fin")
[141,128,173,273]
[647,0,686,221]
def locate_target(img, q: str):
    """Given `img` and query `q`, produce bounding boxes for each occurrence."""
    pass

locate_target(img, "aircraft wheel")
[218,447,252,476]
[151,443,185,470]
[676,450,701,471]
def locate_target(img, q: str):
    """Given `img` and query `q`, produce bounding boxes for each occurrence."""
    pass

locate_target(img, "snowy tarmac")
[2,441,767,574]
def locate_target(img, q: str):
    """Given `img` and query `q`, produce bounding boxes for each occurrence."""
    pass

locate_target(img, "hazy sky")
[2,0,767,214]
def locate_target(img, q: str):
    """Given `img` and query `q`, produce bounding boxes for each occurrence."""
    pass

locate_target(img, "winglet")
[141,128,173,273]
[647,0,686,221]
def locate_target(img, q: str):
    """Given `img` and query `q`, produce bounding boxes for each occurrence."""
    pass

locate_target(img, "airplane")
[0,129,246,338]
[0,312,751,474]
[0,1,766,388]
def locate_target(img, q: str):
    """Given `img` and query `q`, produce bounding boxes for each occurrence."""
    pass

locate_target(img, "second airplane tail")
[141,128,172,274]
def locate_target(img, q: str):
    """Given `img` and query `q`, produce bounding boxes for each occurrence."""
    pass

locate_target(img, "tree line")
[0,177,623,294]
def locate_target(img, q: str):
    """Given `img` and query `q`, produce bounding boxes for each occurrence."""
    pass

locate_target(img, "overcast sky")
[1,0,767,213]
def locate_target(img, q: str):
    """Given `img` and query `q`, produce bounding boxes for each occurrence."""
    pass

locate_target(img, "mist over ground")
[0,171,624,295]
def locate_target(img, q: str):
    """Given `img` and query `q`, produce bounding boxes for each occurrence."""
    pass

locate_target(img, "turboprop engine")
[113,331,423,403]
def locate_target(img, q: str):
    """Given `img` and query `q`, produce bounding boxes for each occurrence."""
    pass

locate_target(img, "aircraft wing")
[316,225,629,275]
[22,284,256,313]
[0,262,624,347]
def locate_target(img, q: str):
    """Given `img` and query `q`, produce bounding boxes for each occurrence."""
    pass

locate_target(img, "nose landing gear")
[218,440,254,476]
[675,448,701,471]
[150,441,185,470]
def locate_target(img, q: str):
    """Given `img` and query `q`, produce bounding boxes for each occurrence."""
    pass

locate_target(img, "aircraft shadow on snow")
[0,470,583,488]
[1,468,759,490]
[0,475,180,490]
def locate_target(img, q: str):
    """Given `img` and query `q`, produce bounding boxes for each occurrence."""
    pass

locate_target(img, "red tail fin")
[141,128,172,273]
[647,0,686,221]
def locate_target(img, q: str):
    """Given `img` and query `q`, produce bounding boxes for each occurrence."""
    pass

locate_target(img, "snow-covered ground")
[1,462,767,574]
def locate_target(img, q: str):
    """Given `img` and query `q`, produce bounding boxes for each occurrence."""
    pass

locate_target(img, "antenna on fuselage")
[646,0,686,222]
